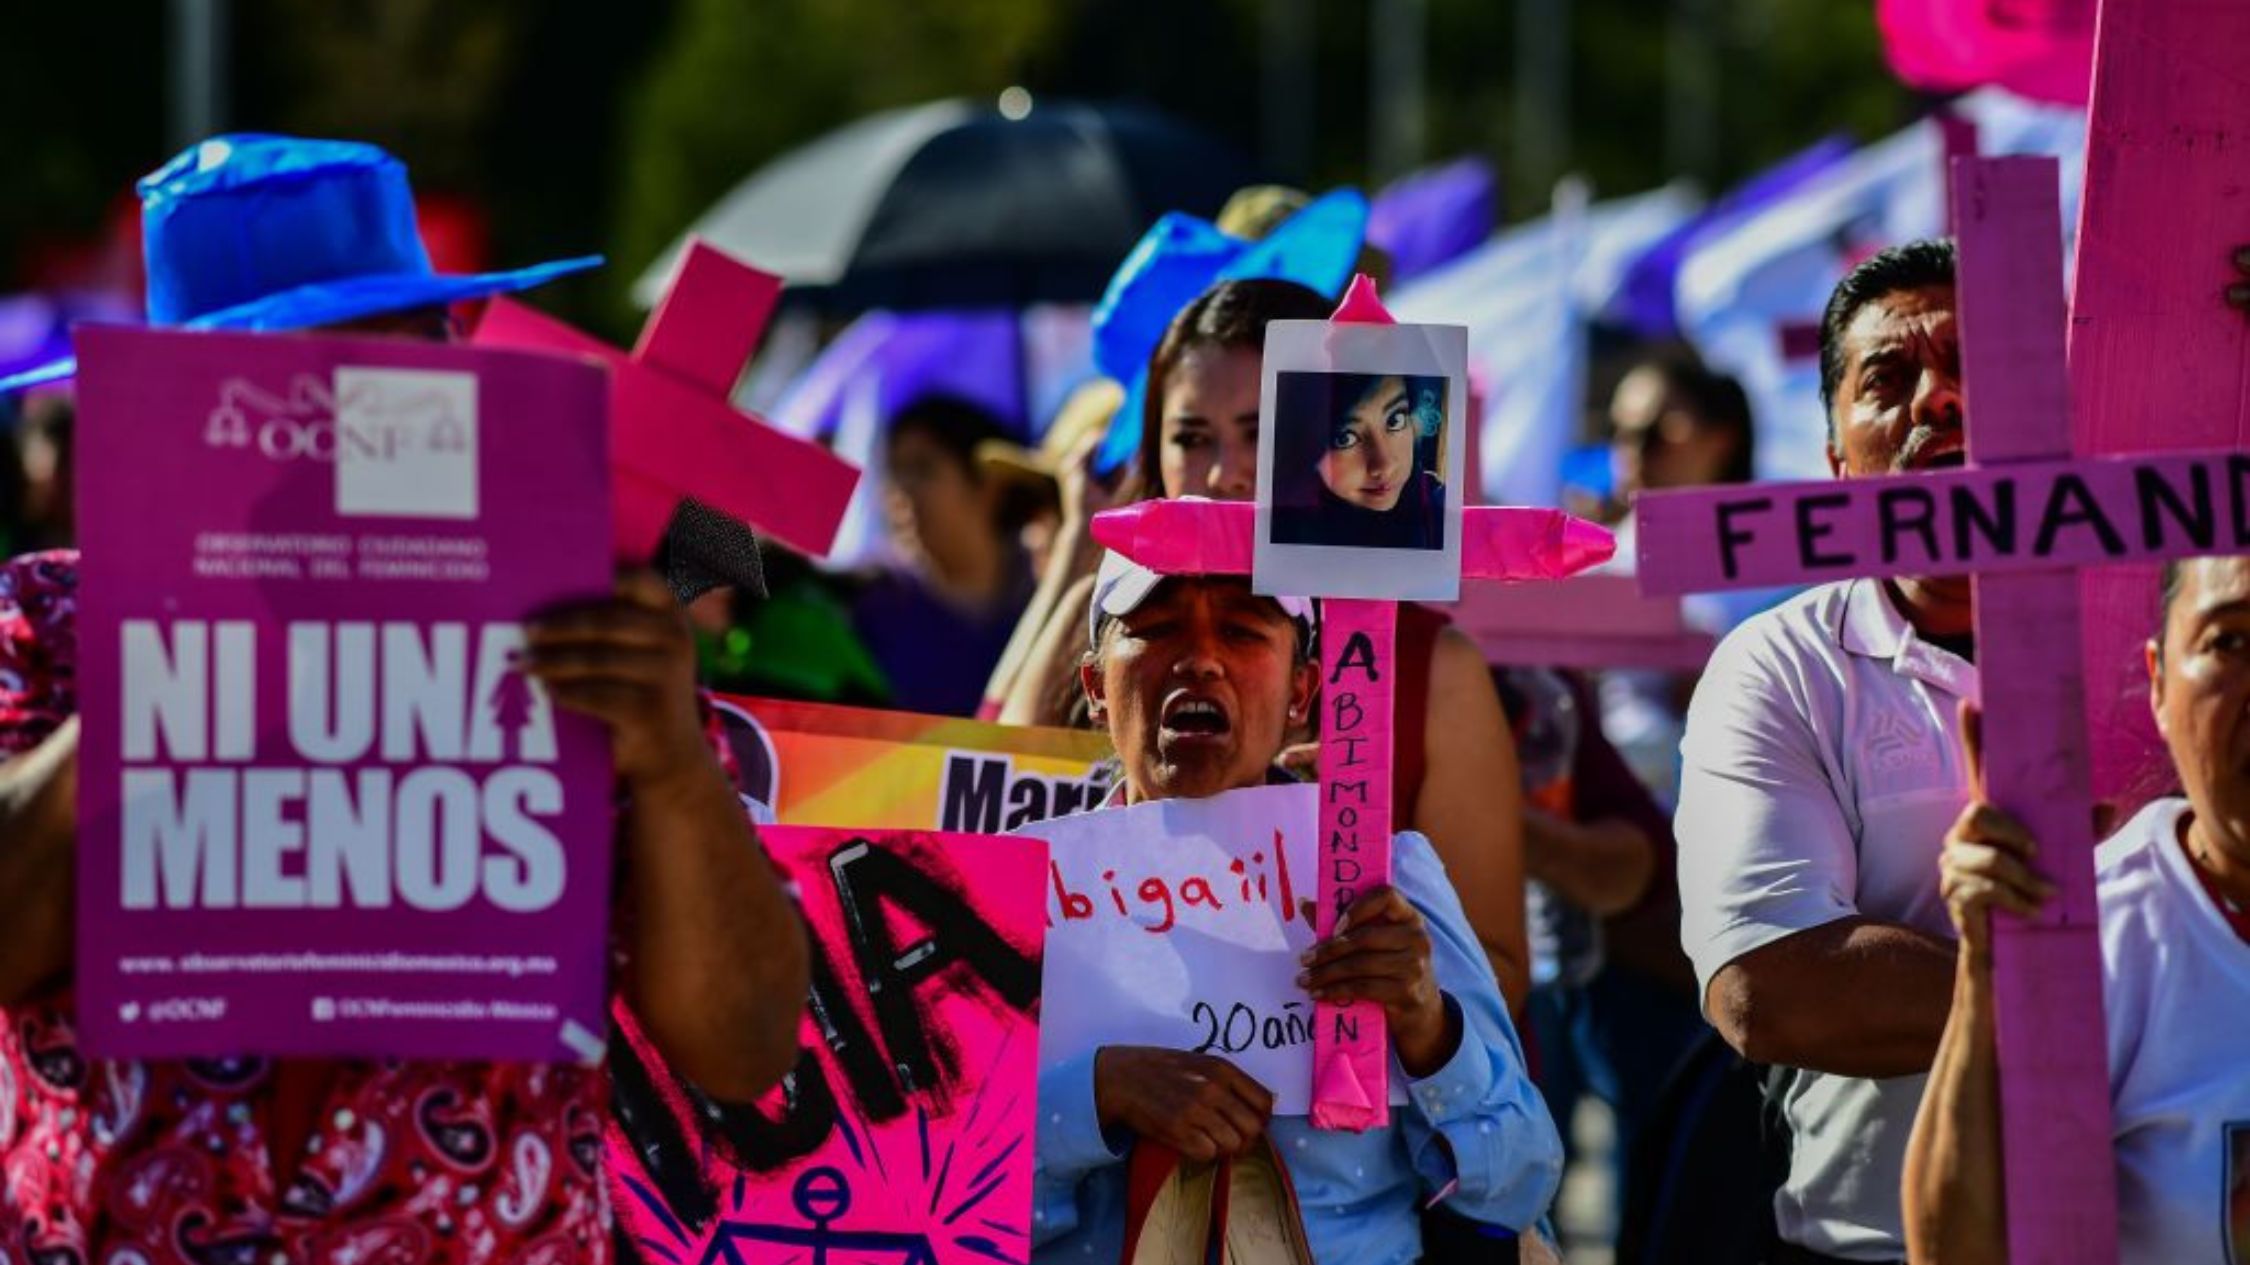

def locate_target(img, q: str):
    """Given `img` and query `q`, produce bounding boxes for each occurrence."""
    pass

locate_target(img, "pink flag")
[1876,0,2095,105]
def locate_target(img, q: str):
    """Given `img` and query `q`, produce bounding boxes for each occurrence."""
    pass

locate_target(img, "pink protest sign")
[72,324,617,1062]
[473,239,861,561]
[610,826,1047,1265]
[1630,448,2248,596]
[2070,0,2250,811]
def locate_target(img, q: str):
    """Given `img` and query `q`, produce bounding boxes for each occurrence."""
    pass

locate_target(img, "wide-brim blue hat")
[1090,188,1370,476]
[1,134,600,394]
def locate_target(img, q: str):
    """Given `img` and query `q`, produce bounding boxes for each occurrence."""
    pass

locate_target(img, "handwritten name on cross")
[1636,158,2183,1262]
[473,239,862,562]
[1091,495,1611,1130]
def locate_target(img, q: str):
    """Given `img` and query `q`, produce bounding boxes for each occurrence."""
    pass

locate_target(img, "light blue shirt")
[1031,831,1563,1265]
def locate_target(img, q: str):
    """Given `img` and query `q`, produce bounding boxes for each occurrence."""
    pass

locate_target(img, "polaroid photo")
[1253,319,1469,602]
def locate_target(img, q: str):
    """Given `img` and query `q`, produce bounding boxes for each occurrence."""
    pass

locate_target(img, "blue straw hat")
[0,134,601,393]
[1089,188,1369,476]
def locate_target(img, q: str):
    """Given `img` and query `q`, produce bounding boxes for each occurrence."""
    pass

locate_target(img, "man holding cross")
[1674,237,2250,1264]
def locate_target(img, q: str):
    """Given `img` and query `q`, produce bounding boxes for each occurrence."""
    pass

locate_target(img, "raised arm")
[525,571,809,1102]
[998,571,1099,727]
[982,433,1116,717]
[1904,705,2045,1264]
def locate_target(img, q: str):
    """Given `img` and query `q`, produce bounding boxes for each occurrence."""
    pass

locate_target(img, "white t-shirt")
[2098,797,2250,1263]
[1676,579,1974,1259]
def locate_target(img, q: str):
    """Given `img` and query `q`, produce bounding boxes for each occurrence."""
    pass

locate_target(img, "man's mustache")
[1895,423,1966,470]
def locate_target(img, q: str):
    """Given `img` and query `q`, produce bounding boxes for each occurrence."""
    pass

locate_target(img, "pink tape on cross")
[1089,500,1613,580]
[472,239,861,562]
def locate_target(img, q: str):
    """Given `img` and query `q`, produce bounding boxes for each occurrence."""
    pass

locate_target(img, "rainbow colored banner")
[709,695,1114,831]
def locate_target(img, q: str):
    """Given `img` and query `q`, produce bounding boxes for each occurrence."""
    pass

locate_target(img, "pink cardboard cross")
[1633,155,2229,1260]
[1444,575,1717,671]
[1092,279,1614,1130]
[472,239,862,562]
[2071,0,2250,811]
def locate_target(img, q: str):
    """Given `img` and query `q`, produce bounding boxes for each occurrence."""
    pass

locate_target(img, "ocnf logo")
[333,367,481,520]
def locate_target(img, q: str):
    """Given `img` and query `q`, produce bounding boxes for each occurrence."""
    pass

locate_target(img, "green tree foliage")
[0,1,1918,310]
[0,3,166,284]
[611,0,1057,315]
[237,0,532,192]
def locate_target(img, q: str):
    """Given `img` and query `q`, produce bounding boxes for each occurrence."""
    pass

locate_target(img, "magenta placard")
[610,827,1047,1265]
[1632,449,2250,595]
[72,324,617,1062]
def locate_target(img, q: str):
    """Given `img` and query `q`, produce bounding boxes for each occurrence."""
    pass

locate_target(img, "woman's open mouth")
[1159,693,1233,744]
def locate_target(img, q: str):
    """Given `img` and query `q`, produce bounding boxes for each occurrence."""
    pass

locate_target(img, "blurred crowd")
[0,175,1786,1261]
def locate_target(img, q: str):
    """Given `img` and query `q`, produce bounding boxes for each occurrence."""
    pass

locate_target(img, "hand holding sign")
[1297,886,1456,1077]
[523,571,707,789]
[1937,704,2056,955]
[1095,1046,1277,1162]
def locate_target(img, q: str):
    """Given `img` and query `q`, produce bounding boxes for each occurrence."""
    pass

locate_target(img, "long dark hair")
[1271,371,1442,512]
[1134,278,1333,497]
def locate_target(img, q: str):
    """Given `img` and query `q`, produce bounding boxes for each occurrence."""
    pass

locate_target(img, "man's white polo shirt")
[1676,578,1974,1260]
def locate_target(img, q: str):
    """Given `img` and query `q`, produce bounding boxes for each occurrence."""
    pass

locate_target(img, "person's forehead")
[1842,285,1958,357]
[1164,345,1259,400]
[1132,575,1286,622]
[1349,376,1408,409]
[1610,367,1670,429]
[2181,556,2250,616]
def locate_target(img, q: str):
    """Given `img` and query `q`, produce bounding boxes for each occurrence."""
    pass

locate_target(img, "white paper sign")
[1020,782,1382,1116]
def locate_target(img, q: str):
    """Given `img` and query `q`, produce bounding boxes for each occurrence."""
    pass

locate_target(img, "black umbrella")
[632,96,1257,312]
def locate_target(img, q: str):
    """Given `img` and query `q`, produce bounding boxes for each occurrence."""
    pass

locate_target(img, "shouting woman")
[1030,552,1562,1264]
